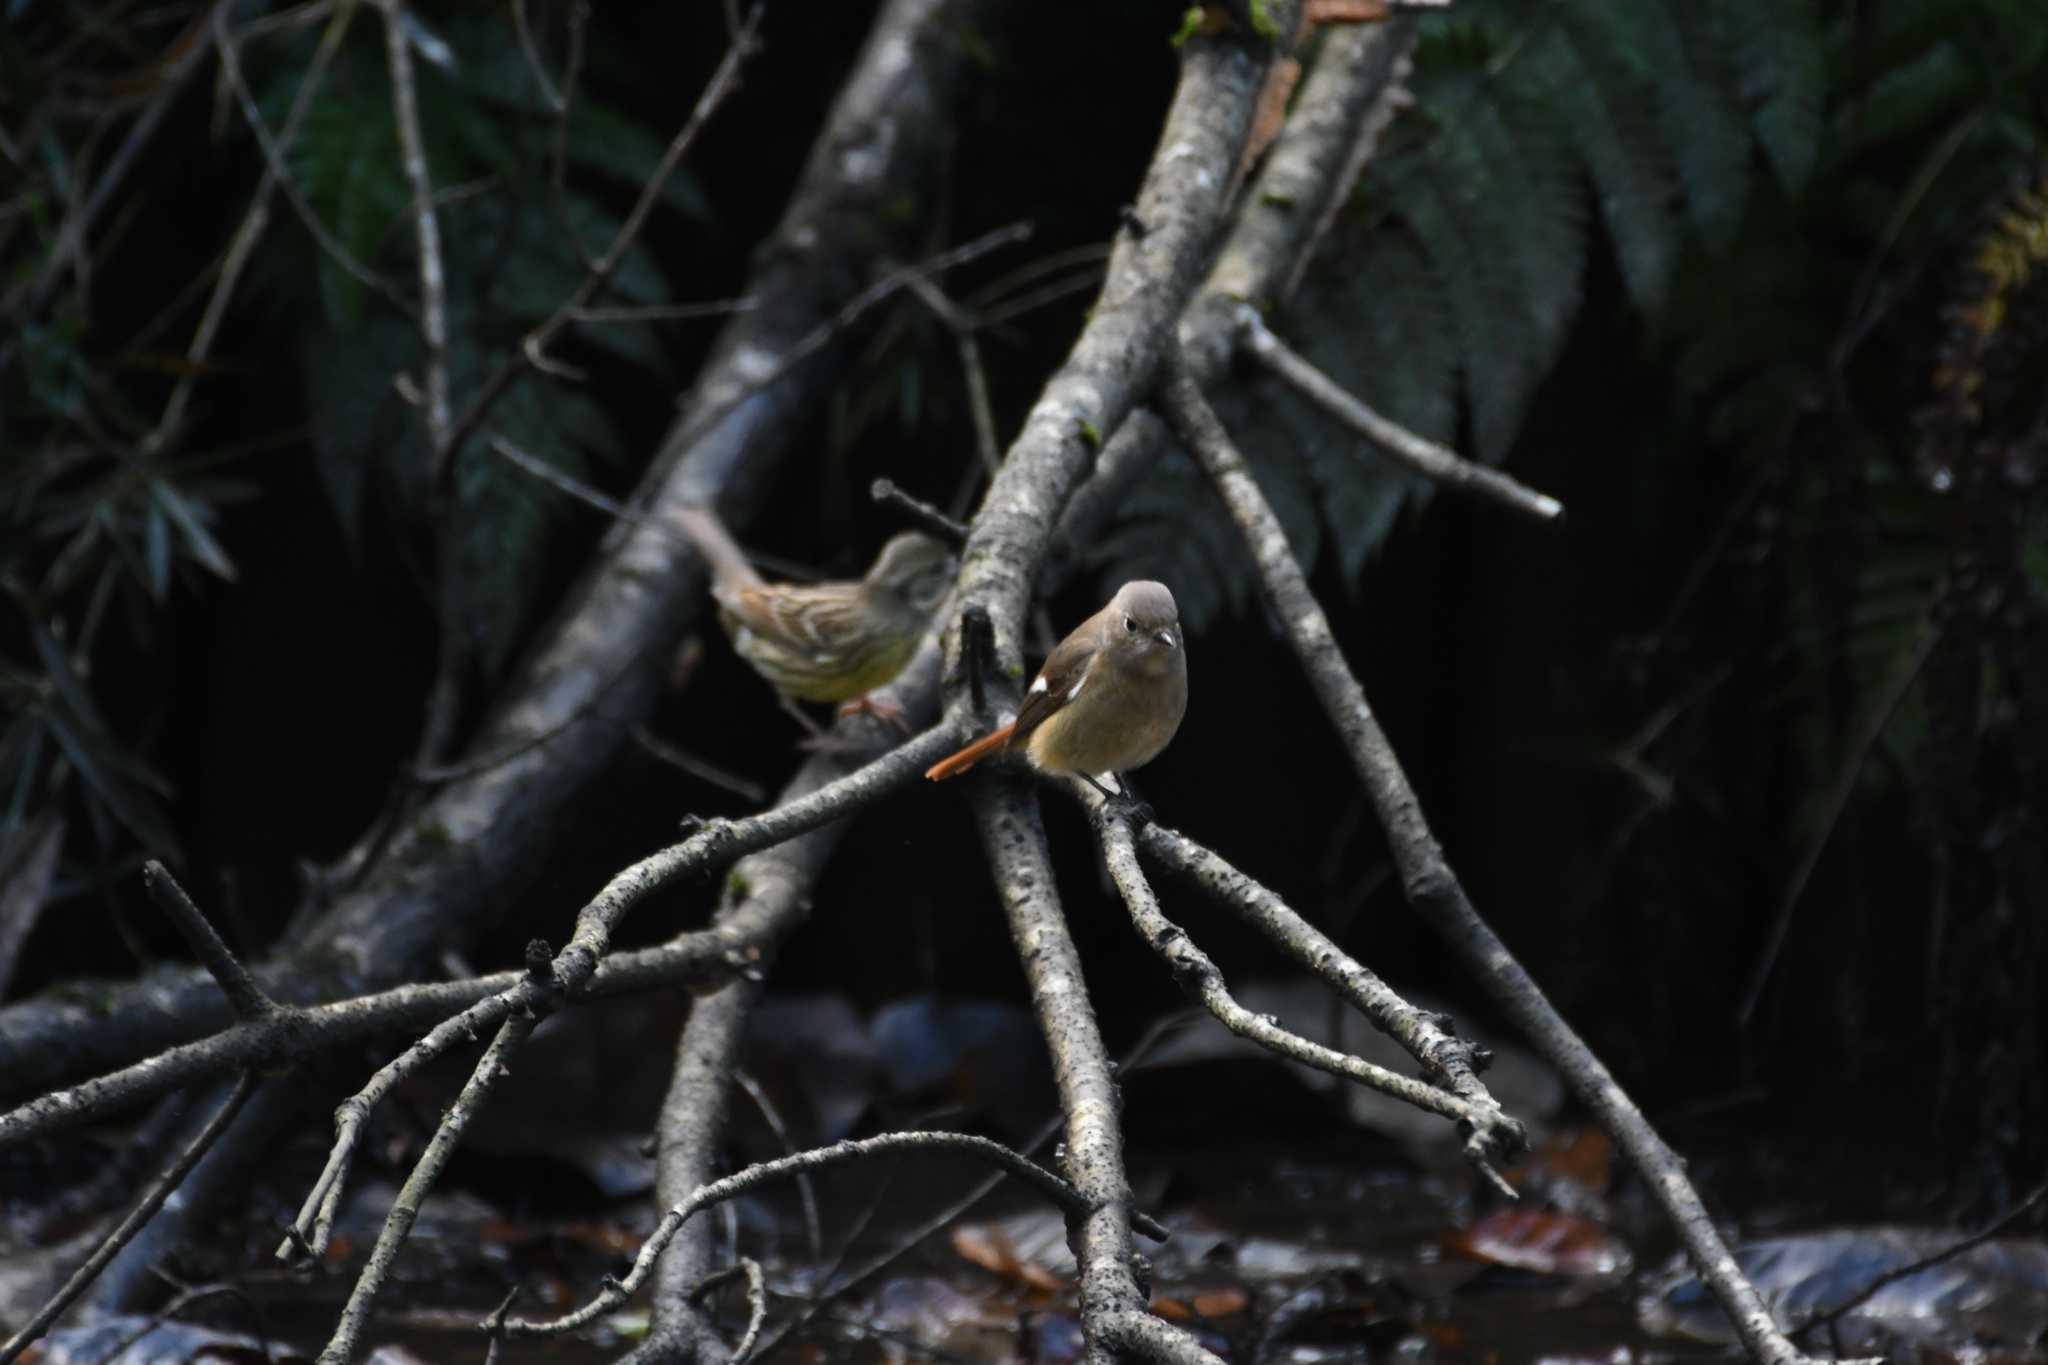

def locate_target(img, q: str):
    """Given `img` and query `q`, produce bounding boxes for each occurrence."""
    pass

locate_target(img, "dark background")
[5,0,2045,1218]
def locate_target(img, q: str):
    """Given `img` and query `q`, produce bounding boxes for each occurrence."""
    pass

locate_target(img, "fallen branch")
[973,783,1215,1365]
[1157,345,1847,1365]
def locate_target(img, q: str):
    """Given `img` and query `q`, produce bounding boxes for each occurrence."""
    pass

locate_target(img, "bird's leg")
[1107,772,1154,827]
[1077,772,1119,802]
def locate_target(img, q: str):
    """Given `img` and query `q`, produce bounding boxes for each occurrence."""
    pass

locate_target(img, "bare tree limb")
[1050,16,1417,574]
[1156,346,1845,1365]
[974,783,1215,1365]
[627,976,762,1365]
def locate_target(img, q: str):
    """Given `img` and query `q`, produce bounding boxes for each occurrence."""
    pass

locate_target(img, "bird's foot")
[835,694,912,734]
[1081,773,1153,827]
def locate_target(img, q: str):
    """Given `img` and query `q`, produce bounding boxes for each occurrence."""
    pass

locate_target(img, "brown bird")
[675,505,955,727]
[925,580,1187,794]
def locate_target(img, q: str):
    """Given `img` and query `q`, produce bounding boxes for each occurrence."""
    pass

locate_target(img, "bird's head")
[1106,579,1181,673]
[868,532,957,615]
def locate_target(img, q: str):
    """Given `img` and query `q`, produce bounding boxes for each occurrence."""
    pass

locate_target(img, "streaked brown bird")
[675,505,955,727]
[925,580,1187,794]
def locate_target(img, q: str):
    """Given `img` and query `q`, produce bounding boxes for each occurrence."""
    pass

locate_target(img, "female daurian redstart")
[924,580,1187,789]
[674,505,955,715]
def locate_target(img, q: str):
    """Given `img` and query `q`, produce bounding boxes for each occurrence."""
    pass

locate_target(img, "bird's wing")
[1009,628,1099,745]
[726,582,861,658]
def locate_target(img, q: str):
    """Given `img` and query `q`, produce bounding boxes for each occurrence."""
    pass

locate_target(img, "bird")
[674,505,955,728]
[924,580,1187,796]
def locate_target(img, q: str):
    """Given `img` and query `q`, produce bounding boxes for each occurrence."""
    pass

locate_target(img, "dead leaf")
[951,1222,1066,1293]
[1444,1208,1632,1278]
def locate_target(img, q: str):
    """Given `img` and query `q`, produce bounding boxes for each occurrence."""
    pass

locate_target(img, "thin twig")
[142,861,275,1022]
[871,478,969,546]
[701,1257,767,1364]
[566,297,754,323]
[1238,308,1563,522]
[752,1018,1189,1361]
[901,271,1003,478]
[0,925,785,1152]
[10,2,229,317]
[440,7,766,470]
[0,1071,259,1365]
[498,1131,1156,1338]
[143,1,360,454]
[1276,20,1416,304]
[657,221,1035,467]
[732,1071,823,1266]
[1737,613,1943,1024]
[379,0,454,466]
[633,726,770,803]
[213,4,405,311]
[1791,1178,2048,1342]
[511,0,565,110]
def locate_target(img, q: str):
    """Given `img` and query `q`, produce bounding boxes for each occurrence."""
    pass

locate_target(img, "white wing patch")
[1065,676,1085,702]
[1028,676,1049,695]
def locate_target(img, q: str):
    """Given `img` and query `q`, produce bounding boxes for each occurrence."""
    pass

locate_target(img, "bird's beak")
[1155,629,1178,649]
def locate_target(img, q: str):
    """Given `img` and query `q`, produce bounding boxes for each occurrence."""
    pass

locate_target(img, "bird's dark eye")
[1123,615,1136,633]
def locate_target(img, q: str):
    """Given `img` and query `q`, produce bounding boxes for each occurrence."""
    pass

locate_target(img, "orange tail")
[924,722,1017,781]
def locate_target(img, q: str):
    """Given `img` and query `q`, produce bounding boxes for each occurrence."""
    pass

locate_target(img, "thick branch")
[0,917,819,1151]
[1157,350,1835,1365]
[973,783,1214,1365]
[1050,16,1417,572]
[624,977,759,1365]
[947,23,1283,675]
